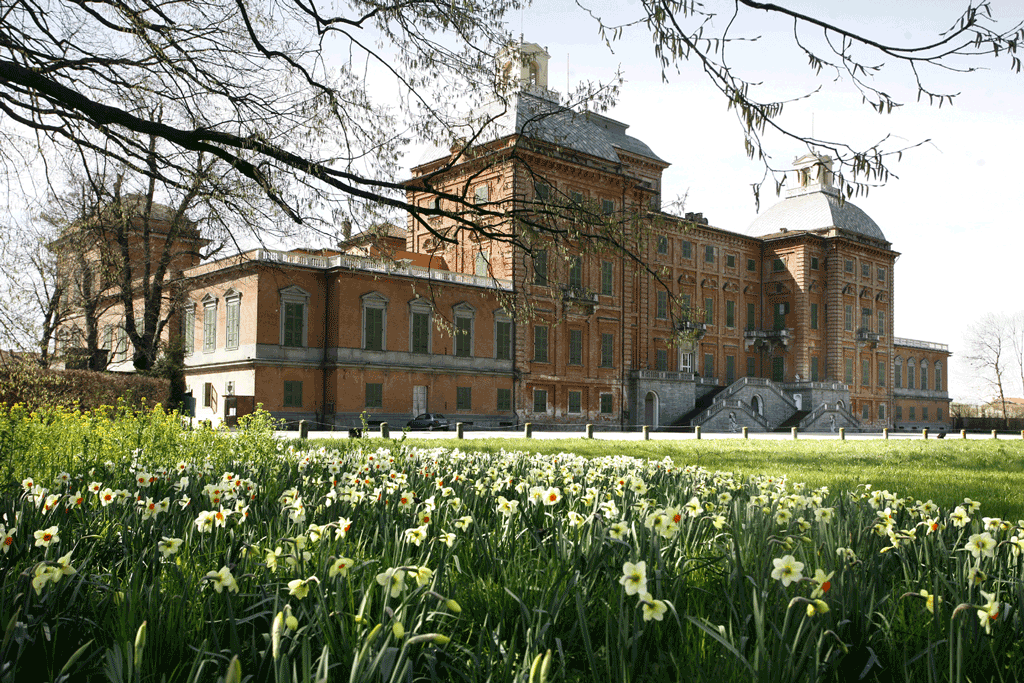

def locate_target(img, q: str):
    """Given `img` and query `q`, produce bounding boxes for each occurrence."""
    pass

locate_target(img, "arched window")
[453,302,475,357]
[281,286,310,348]
[907,359,916,390]
[360,291,387,351]
[935,361,943,392]
[894,356,903,388]
[920,360,929,391]
[475,251,489,277]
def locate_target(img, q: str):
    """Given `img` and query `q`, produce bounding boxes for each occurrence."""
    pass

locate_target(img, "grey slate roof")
[748,190,887,242]
[484,92,666,164]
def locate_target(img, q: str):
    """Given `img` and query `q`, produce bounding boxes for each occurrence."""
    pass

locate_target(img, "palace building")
[55,41,951,432]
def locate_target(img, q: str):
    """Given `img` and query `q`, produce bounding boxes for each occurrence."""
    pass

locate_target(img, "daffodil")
[619,561,648,596]
[966,532,997,559]
[34,525,59,548]
[543,487,562,506]
[205,566,239,593]
[376,567,406,598]
[0,525,15,553]
[771,555,805,587]
[288,577,317,600]
[810,568,834,598]
[54,550,76,577]
[409,565,432,588]
[329,557,354,579]
[404,524,429,546]
[194,510,216,533]
[967,565,987,587]
[919,589,941,614]
[609,521,630,540]
[639,592,668,622]
[454,515,473,531]
[32,564,59,594]
[949,506,970,528]
[683,496,701,517]
[978,591,1000,634]
[806,599,829,617]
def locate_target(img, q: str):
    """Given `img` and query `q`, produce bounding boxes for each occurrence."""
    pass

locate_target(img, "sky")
[460,0,1024,403]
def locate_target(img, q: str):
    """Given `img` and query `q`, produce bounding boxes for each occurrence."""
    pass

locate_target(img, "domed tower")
[747,153,897,428]
[498,40,556,101]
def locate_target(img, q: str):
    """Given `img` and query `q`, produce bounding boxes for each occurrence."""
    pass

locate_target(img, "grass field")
[4,406,1024,682]
[312,436,1024,521]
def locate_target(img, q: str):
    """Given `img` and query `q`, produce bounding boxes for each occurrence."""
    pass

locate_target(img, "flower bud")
[392,621,405,639]
[445,599,462,614]
[133,621,147,673]
[271,612,284,660]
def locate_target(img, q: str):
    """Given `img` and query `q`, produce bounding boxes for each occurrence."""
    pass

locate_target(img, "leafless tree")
[964,312,1013,428]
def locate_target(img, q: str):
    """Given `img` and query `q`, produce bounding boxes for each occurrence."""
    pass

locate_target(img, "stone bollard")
[923,428,929,440]
[299,420,309,439]
[586,424,594,439]
[456,422,464,439]
[525,423,533,438]
[883,428,889,440]
[792,426,798,440]
[961,429,967,439]
[643,425,650,440]
[695,426,702,440]
[993,430,999,439]
[839,427,845,441]
[742,427,749,439]
[380,422,389,439]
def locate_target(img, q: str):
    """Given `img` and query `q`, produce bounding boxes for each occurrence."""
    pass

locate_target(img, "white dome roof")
[748,189,887,242]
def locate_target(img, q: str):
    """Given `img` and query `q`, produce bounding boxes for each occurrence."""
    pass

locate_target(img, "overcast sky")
[471,0,1023,402]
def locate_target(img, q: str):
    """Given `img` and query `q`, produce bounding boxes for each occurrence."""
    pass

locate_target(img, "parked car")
[406,413,451,431]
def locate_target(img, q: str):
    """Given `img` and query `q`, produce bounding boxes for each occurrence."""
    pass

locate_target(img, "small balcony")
[560,286,599,312]
[856,327,881,347]
[744,328,792,351]
[675,319,707,340]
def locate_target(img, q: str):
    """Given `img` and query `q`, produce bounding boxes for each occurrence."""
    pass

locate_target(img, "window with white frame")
[361,291,387,351]
[453,302,474,357]
[225,289,241,351]
[202,294,217,352]
[182,304,195,355]
[475,251,489,277]
[280,286,310,348]
[409,299,432,354]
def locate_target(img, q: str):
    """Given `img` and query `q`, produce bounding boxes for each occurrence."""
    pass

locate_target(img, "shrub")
[0,363,169,411]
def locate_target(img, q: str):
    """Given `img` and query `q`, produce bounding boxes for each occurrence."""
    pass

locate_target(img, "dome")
[748,154,887,243]
[748,190,887,242]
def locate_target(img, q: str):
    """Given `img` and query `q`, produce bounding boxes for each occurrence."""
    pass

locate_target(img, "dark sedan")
[406,413,451,431]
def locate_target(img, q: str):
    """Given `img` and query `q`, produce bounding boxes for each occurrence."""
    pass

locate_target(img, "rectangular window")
[474,184,489,204]
[844,304,853,332]
[283,381,303,408]
[877,267,886,282]
[497,387,512,412]
[226,300,240,351]
[773,302,788,330]
[879,404,886,421]
[746,302,755,331]
[862,404,870,420]
[845,259,854,273]
[681,240,692,259]
[570,190,583,204]
[877,310,885,337]
[495,320,512,360]
[862,358,870,386]
[811,356,819,382]
[602,198,615,215]
[811,257,819,270]
[726,254,736,268]
[861,263,870,278]
[747,258,756,272]
[600,393,613,414]
[284,302,304,348]
[456,386,472,410]
[455,317,472,357]
[364,307,384,351]
[704,245,715,264]
[656,348,667,371]
[704,298,714,325]
[896,405,903,421]
[908,364,916,389]
[533,389,548,413]
[862,307,872,331]
[937,408,943,421]
[182,310,194,355]
[534,325,549,363]
[657,235,668,255]
[568,256,582,289]
[726,300,736,328]
[921,367,929,391]
[844,358,853,384]
[772,258,785,272]
[116,326,127,362]
[656,290,668,319]
[810,303,818,330]
[895,363,903,388]
[936,366,943,391]
[203,305,216,352]
[772,356,784,382]
[726,355,736,383]
[601,261,613,295]
[680,352,694,373]
[103,325,113,353]
[534,181,550,202]
[703,353,714,377]
[747,356,756,377]
[601,333,614,368]
[365,383,383,408]
[412,311,430,354]
[568,391,582,414]
[533,250,548,286]
[569,329,583,365]
[909,406,916,421]
[203,382,213,408]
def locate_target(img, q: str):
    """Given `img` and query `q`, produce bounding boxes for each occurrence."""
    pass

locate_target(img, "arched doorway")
[644,391,659,429]
[751,394,764,417]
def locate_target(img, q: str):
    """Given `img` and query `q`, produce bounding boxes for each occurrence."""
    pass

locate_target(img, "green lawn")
[313,436,1024,520]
